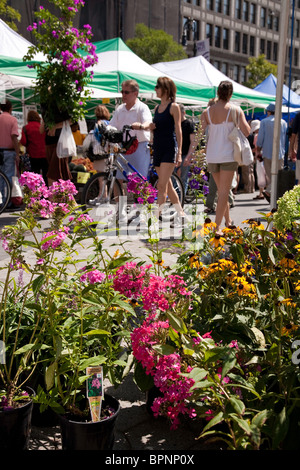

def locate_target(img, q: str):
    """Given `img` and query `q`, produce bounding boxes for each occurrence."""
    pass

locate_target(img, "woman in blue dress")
[142,77,185,220]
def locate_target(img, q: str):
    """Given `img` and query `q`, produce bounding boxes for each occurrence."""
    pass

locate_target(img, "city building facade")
[6,0,300,86]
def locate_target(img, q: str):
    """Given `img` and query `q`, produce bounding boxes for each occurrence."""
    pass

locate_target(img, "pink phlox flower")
[80,268,105,284]
[19,172,47,193]
[41,227,70,251]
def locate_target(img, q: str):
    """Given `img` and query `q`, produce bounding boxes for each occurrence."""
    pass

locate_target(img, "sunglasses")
[121,90,134,94]
[155,85,161,89]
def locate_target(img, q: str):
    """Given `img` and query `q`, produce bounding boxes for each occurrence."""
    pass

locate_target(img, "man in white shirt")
[110,79,152,179]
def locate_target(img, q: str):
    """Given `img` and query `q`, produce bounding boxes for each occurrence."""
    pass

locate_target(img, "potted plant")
[0,172,136,450]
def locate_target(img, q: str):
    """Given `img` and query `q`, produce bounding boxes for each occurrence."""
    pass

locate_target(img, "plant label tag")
[86,366,103,422]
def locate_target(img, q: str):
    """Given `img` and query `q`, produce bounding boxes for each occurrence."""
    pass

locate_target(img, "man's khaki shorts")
[207,161,239,173]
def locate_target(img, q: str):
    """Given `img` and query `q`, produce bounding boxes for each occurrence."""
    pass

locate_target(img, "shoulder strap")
[231,105,240,127]
[207,107,212,125]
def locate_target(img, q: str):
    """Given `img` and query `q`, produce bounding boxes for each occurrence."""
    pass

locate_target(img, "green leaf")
[79,356,107,370]
[230,243,244,268]
[272,407,289,449]
[32,274,46,296]
[166,312,187,334]
[14,343,36,354]
[202,411,224,433]
[228,397,245,416]
[133,361,154,392]
[45,362,56,391]
[230,415,252,435]
[152,344,176,356]
[82,329,110,336]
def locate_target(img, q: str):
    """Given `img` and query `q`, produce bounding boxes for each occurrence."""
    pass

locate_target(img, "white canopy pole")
[270,1,290,210]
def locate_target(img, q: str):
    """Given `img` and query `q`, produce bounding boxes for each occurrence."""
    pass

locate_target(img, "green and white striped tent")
[0,18,274,118]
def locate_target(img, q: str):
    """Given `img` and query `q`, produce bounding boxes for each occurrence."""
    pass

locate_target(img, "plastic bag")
[256,160,266,189]
[56,121,77,159]
[11,176,23,207]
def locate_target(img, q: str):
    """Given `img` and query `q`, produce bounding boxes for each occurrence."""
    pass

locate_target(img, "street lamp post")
[182,17,196,56]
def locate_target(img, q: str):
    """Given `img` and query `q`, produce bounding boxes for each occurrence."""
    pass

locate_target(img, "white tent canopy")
[152,55,275,108]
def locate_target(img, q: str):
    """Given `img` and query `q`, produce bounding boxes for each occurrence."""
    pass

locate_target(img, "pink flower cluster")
[19,173,77,219]
[113,262,191,312]
[127,174,157,204]
[80,268,105,284]
[112,262,151,300]
[41,227,70,251]
[131,315,196,429]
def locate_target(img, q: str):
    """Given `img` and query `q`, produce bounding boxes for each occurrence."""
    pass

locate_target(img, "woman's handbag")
[229,106,254,166]
[56,121,77,159]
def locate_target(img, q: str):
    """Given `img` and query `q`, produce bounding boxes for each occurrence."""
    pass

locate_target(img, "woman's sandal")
[253,195,264,200]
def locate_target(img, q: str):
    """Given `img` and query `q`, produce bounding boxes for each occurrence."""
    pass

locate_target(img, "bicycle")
[80,125,184,223]
[0,151,12,215]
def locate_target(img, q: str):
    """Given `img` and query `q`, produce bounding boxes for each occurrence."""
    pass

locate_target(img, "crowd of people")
[0,77,297,230]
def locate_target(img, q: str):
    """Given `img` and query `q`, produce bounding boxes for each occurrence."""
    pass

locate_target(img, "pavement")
[0,190,272,452]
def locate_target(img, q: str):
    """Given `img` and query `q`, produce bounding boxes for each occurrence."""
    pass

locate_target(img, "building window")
[241,66,247,83]
[206,0,214,9]
[249,35,255,56]
[274,15,279,32]
[221,63,228,75]
[267,40,272,60]
[250,3,256,24]
[223,0,230,15]
[192,0,200,5]
[260,38,265,54]
[213,60,220,69]
[193,20,200,41]
[267,11,273,29]
[295,48,299,67]
[223,28,229,49]
[243,1,249,22]
[260,7,266,27]
[235,31,241,52]
[233,65,239,81]
[296,19,300,38]
[242,33,248,54]
[273,42,278,62]
[235,0,241,20]
[206,23,213,45]
[215,25,221,48]
[215,0,222,12]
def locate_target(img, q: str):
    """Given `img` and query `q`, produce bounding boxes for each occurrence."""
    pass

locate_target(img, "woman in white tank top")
[201,81,250,235]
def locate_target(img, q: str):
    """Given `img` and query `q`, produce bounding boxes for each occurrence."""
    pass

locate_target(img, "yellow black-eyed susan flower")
[279,253,297,270]
[281,323,299,336]
[209,233,226,249]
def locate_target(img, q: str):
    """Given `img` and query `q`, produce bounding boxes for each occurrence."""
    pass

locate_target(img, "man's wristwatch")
[139,124,143,130]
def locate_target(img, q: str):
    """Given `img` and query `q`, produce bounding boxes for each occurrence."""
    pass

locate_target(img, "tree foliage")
[0,0,21,31]
[244,53,277,88]
[126,23,187,64]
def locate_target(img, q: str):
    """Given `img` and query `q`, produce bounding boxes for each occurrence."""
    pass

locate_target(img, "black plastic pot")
[0,387,34,450]
[58,394,120,450]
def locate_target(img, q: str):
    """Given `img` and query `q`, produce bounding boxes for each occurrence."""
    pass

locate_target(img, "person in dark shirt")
[176,104,196,195]
[20,110,48,184]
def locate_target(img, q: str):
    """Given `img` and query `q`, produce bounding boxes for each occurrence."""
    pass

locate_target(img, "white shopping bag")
[56,121,77,159]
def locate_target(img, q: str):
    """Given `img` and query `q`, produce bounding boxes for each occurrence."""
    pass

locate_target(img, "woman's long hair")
[156,77,177,102]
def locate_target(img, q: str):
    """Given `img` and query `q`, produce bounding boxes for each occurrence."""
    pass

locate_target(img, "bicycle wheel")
[0,171,11,215]
[153,173,184,222]
[81,172,124,225]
